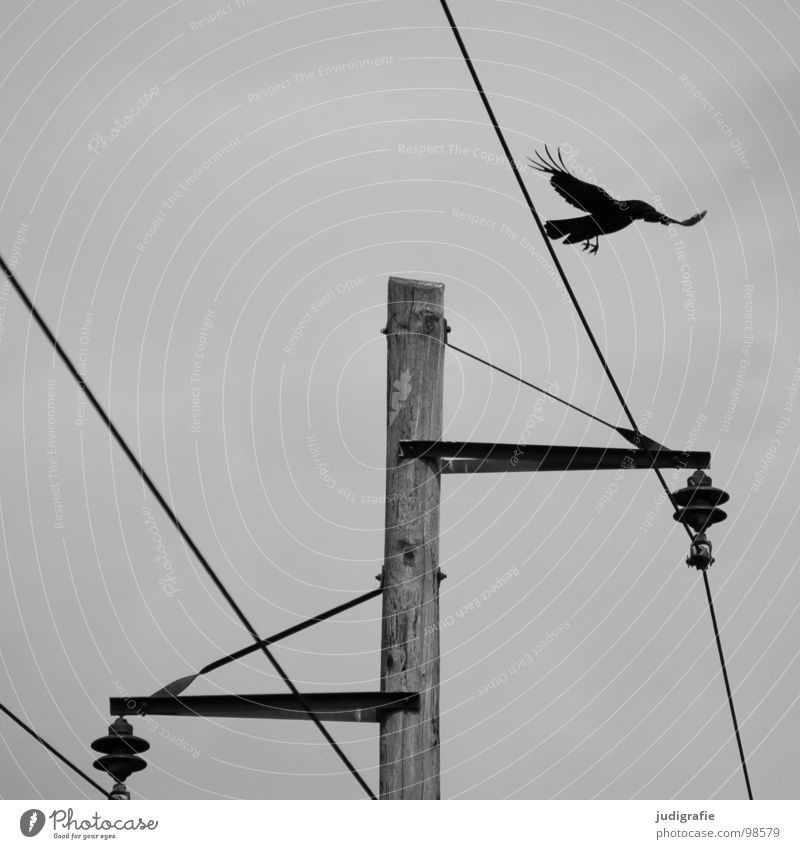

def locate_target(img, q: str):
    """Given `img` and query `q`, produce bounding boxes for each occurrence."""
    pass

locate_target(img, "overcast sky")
[1,0,799,800]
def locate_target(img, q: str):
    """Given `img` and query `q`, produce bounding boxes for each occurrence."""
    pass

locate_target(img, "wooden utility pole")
[379,277,445,799]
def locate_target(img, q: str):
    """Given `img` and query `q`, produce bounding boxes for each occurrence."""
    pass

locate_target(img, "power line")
[702,569,753,800]
[0,254,376,801]
[438,0,641,434]
[0,700,111,798]
[437,0,752,799]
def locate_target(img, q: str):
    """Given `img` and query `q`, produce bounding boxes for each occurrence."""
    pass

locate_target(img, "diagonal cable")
[0,700,112,798]
[437,0,752,799]
[152,587,382,698]
[0,254,376,800]
[446,340,663,449]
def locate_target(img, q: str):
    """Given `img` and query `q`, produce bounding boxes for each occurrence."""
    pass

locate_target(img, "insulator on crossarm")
[672,470,729,533]
[672,470,730,571]
[91,717,149,800]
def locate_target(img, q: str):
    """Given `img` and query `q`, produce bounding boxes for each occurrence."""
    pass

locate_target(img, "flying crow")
[528,147,707,254]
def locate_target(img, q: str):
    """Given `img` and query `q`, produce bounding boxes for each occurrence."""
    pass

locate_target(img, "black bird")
[528,146,707,254]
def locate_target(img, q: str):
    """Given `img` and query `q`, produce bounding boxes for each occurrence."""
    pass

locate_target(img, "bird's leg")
[589,236,599,254]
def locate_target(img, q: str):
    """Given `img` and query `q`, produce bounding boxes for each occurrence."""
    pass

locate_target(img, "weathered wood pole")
[379,276,445,799]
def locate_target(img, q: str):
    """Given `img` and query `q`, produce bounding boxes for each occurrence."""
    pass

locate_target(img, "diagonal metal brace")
[150,587,383,699]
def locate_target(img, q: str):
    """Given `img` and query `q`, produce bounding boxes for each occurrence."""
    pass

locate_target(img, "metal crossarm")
[400,440,710,474]
[111,692,420,724]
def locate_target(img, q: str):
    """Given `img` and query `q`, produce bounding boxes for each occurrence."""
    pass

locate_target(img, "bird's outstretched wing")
[658,210,707,227]
[528,146,619,215]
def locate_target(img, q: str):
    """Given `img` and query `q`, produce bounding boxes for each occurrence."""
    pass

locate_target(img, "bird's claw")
[582,239,599,255]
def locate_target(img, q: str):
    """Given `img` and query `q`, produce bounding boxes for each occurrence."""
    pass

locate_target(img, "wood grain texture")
[379,277,445,800]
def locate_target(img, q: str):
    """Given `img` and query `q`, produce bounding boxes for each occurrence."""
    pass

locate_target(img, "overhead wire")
[437,0,752,800]
[438,0,642,434]
[0,700,112,798]
[702,568,753,800]
[0,254,377,801]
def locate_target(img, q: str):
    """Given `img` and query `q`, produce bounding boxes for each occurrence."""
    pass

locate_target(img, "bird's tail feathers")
[544,219,570,239]
[660,210,707,227]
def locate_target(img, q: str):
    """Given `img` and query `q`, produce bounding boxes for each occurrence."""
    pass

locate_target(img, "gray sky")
[0,0,798,800]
